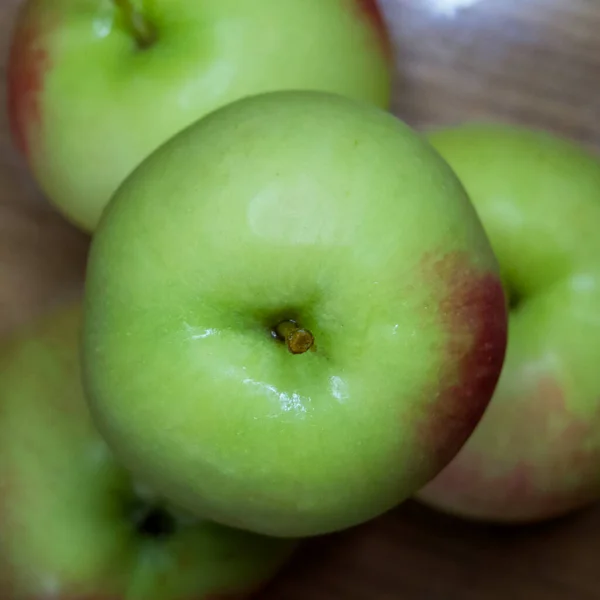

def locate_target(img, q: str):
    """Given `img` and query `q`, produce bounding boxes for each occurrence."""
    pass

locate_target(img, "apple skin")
[7,0,393,232]
[81,90,508,539]
[0,304,296,600]
[416,123,600,524]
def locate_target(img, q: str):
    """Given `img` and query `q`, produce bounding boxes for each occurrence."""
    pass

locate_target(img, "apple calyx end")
[274,320,315,355]
[131,501,178,539]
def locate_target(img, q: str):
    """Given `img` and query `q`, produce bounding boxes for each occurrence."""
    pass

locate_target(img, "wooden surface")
[2,0,600,598]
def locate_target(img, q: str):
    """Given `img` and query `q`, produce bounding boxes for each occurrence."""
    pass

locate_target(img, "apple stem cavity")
[114,0,157,49]
[274,320,315,355]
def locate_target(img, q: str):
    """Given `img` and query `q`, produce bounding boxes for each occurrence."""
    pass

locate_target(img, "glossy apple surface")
[81,90,508,539]
[417,123,600,523]
[0,304,295,599]
[7,0,392,231]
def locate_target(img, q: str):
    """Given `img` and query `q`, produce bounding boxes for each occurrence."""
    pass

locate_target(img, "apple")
[416,123,600,523]
[81,90,508,539]
[7,0,393,232]
[0,303,296,599]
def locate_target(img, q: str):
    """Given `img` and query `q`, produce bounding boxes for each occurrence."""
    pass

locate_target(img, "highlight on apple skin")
[0,304,296,600]
[417,124,600,524]
[7,0,393,232]
[81,90,509,540]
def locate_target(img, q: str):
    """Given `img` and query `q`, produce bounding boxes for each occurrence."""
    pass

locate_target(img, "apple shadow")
[256,498,600,599]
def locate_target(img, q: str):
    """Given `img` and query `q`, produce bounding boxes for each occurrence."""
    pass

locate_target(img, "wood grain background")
[2,1,599,598]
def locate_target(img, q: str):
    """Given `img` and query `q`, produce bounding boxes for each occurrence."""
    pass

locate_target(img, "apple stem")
[114,0,156,49]
[274,320,315,355]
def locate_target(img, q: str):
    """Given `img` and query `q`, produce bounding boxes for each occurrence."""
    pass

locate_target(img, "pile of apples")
[3,0,600,598]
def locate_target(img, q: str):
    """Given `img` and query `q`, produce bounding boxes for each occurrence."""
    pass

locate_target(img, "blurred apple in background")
[81,90,508,540]
[0,304,295,600]
[7,0,393,232]
[417,124,600,524]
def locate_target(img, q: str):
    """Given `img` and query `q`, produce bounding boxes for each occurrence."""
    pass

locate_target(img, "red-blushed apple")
[81,90,508,539]
[417,123,600,523]
[7,0,393,232]
[0,303,296,600]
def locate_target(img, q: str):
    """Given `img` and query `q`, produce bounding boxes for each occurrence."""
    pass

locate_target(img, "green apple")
[0,304,295,600]
[81,90,508,538]
[7,0,393,232]
[417,123,600,523]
